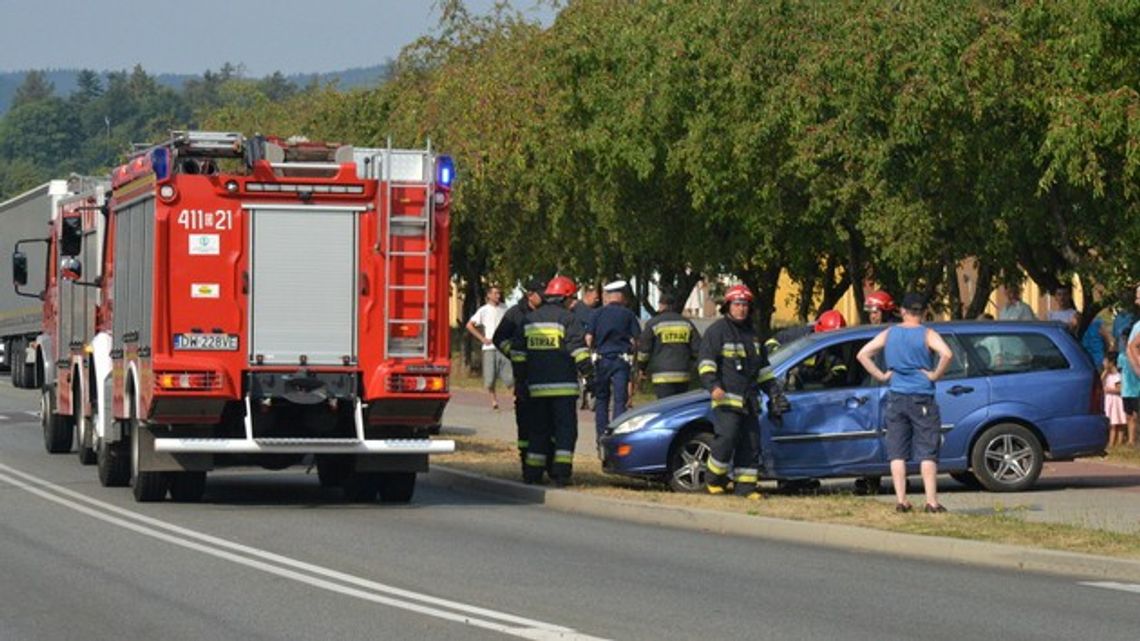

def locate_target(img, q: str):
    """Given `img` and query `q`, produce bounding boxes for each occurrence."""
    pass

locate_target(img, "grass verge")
[443,434,1140,560]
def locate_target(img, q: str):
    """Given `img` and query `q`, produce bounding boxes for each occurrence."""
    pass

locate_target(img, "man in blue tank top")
[857,293,953,513]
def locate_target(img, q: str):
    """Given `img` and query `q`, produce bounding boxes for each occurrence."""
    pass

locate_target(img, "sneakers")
[895,502,913,513]
[923,503,948,513]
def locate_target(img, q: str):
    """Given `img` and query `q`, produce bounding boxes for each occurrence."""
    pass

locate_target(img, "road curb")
[427,465,1140,582]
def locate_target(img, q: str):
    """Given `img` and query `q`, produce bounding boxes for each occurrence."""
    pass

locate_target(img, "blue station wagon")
[599,321,1109,493]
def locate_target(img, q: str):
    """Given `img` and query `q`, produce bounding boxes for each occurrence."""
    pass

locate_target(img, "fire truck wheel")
[343,472,381,502]
[97,437,130,487]
[378,472,416,504]
[168,472,207,502]
[316,456,351,488]
[131,420,169,502]
[76,406,97,466]
[41,387,75,454]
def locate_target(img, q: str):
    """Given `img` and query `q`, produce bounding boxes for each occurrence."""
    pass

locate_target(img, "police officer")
[513,276,593,486]
[588,280,641,441]
[637,291,700,399]
[698,284,789,500]
[493,278,545,473]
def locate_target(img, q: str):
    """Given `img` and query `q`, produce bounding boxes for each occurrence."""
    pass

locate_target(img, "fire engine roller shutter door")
[248,205,360,365]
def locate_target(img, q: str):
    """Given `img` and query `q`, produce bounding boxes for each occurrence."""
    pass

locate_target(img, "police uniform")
[493,280,544,470]
[637,309,700,399]
[698,313,785,497]
[513,297,591,485]
[588,281,641,441]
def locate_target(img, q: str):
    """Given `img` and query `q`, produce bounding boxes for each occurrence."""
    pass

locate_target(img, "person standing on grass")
[857,293,953,513]
[1102,352,1127,447]
[465,286,513,410]
[1124,286,1140,447]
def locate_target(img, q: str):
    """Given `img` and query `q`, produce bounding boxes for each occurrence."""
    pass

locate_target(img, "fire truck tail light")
[225,180,239,193]
[387,374,447,393]
[392,323,422,338]
[156,371,223,391]
[158,184,177,201]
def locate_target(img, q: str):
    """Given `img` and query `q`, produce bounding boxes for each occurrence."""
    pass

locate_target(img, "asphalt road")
[1,382,1137,640]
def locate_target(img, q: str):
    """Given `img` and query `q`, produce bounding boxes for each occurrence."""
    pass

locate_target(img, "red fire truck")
[19,131,455,503]
[12,176,109,464]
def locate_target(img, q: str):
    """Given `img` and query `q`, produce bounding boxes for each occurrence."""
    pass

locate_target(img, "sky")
[0,0,557,77]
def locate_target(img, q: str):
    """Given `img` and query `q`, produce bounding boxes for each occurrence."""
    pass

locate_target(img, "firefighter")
[865,290,897,324]
[698,284,790,499]
[795,310,850,389]
[493,278,546,473]
[514,276,593,486]
[588,280,641,442]
[637,291,701,399]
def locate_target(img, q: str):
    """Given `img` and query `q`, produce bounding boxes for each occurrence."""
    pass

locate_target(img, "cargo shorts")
[884,391,942,462]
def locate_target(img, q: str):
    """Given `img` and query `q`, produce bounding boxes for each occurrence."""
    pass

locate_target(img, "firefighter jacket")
[698,315,778,413]
[494,301,532,385]
[637,311,701,384]
[512,300,593,398]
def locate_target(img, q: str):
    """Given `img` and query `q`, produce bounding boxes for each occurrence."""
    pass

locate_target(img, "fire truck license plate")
[173,334,239,351]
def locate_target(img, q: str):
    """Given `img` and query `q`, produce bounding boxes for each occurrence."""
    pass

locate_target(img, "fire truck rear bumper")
[152,438,455,455]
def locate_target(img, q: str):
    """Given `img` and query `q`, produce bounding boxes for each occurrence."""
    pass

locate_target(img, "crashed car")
[599,320,1108,493]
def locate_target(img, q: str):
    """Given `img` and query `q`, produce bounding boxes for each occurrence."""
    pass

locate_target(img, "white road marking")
[0,415,8,420]
[0,463,609,640]
[1079,581,1140,595]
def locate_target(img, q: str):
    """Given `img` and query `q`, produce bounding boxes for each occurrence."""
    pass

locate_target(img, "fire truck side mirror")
[60,216,82,257]
[60,257,82,281]
[12,251,28,286]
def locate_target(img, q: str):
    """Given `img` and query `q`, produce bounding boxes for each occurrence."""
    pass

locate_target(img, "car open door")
[761,338,886,478]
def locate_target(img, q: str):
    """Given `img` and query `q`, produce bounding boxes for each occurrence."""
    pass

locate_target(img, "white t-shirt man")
[468,303,508,351]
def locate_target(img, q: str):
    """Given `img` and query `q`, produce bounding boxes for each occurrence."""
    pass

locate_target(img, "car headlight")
[612,412,660,435]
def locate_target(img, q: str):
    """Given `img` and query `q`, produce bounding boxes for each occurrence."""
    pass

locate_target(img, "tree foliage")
[6,0,1140,335]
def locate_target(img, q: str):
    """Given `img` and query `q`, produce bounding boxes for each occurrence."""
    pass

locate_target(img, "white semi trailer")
[0,180,70,387]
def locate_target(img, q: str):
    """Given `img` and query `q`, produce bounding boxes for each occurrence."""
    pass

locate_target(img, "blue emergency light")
[436,155,455,188]
[151,147,169,180]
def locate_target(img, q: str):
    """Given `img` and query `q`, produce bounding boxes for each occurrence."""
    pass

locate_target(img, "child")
[1103,352,1126,447]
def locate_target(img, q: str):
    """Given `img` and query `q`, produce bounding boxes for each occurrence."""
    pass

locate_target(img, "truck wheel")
[168,472,207,502]
[130,419,168,502]
[378,472,416,503]
[10,340,22,387]
[343,472,380,502]
[97,436,130,487]
[969,423,1044,492]
[41,387,74,454]
[316,456,350,488]
[76,395,96,465]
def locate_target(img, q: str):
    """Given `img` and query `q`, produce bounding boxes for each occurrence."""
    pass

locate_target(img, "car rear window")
[959,332,1069,375]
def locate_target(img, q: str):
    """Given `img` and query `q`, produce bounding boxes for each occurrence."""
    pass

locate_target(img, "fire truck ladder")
[381,140,435,360]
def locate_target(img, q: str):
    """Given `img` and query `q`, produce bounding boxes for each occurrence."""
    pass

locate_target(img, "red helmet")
[864,290,896,312]
[724,284,754,304]
[545,275,578,298]
[814,310,847,332]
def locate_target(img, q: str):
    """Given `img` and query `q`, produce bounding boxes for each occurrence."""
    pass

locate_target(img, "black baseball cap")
[901,292,927,312]
[524,278,546,293]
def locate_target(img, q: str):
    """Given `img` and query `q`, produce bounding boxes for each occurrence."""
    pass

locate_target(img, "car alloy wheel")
[970,423,1043,492]
[668,431,714,492]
